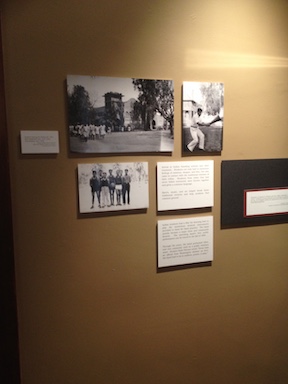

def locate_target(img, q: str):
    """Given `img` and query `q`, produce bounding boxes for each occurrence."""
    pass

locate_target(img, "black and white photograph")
[78,162,149,213]
[67,75,174,153]
[182,82,224,154]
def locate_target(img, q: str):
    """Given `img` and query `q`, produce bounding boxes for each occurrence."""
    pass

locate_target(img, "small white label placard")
[20,131,59,154]
[244,187,288,217]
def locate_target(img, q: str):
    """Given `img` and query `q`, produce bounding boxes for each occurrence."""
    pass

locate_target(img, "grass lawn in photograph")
[183,126,223,153]
[70,130,174,153]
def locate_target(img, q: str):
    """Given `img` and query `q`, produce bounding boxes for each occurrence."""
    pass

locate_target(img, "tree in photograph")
[200,83,224,115]
[155,80,174,137]
[67,85,93,125]
[132,79,157,131]
[132,79,174,136]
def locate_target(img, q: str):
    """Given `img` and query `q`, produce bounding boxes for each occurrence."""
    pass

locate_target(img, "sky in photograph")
[67,75,140,108]
[183,81,206,103]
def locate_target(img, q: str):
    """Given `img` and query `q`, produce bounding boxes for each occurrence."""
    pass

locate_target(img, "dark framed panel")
[221,159,288,228]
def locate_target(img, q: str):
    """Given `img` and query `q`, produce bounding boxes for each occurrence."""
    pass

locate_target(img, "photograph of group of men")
[90,168,131,208]
[77,162,149,213]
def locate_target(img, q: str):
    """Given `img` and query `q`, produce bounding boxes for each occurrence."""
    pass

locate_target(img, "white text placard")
[20,131,59,154]
[244,187,288,217]
[158,216,213,268]
[157,160,214,211]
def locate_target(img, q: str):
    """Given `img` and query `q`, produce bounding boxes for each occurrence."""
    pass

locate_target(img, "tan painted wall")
[1,1,288,383]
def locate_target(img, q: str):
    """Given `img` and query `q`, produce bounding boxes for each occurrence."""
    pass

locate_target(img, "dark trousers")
[122,183,130,204]
[92,189,101,205]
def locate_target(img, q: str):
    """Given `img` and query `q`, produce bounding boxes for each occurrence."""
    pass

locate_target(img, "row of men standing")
[89,168,131,209]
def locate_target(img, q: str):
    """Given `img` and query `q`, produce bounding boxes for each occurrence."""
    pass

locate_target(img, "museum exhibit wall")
[1,1,288,383]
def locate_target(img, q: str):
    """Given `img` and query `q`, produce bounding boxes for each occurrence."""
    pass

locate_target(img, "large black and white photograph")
[67,75,174,153]
[78,162,149,213]
[182,82,224,154]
